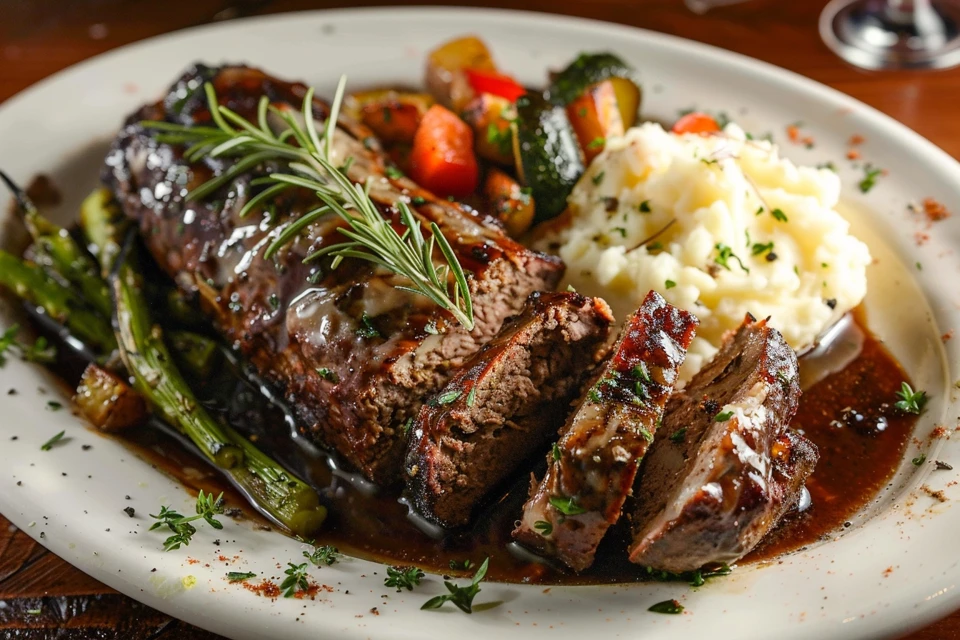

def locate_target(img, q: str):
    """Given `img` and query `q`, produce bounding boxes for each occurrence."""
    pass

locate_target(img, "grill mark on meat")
[627,315,818,572]
[404,291,614,528]
[102,63,563,485]
[513,291,697,571]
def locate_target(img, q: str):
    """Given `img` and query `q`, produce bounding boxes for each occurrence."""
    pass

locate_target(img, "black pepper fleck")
[123,507,136,518]
[82,444,92,451]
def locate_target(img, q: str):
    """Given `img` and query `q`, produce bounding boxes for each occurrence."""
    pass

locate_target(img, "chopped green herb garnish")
[552,442,562,461]
[549,495,586,516]
[648,599,684,614]
[385,565,425,592]
[714,244,749,273]
[639,200,651,213]
[304,543,341,566]
[665,279,676,289]
[894,382,927,415]
[280,562,310,597]
[817,161,837,172]
[612,226,627,237]
[587,136,606,150]
[639,427,654,443]
[591,171,605,186]
[633,362,652,383]
[23,337,56,363]
[385,166,404,179]
[751,241,775,256]
[227,571,257,582]
[859,164,883,193]
[486,123,513,155]
[40,430,66,451]
[0,325,57,366]
[46,401,63,411]
[355,312,382,339]
[421,557,491,614]
[433,389,462,406]
[669,427,687,443]
[912,453,927,466]
[533,520,553,535]
[466,386,477,407]
[268,293,280,310]
[316,367,339,383]
[449,559,474,571]
[714,410,734,422]
[411,196,427,206]
[770,208,788,222]
[755,206,764,216]
[149,490,224,552]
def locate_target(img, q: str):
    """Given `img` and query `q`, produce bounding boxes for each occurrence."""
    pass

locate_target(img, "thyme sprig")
[422,557,492,614]
[385,565,425,592]
[142,77,474,330]
[149,490,225,552]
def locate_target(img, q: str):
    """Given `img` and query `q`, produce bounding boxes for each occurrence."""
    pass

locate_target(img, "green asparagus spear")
[77,187,328,536]
[112,258,244,469]
[112,259,327,534]
[170,330,221,378]
[0,250,116,353]
[78,187,127,279]
[0,172,112,317]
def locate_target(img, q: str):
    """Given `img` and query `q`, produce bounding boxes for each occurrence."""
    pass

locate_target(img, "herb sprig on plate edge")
[149,490,225,551]
[142,77,475,330]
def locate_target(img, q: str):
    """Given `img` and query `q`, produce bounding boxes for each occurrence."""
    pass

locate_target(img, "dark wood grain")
[1,1,959,638]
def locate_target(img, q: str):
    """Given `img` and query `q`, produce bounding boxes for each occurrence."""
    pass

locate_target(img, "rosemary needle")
[142,77,475,330]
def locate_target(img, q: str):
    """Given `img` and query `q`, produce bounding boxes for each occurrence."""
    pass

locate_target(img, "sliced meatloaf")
[404,291,613,528]
[102,64,564,485]
[628,314,818,572]
[513,291,698,571]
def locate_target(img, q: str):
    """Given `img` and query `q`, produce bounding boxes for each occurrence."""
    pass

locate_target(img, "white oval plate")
[1,7,959,639]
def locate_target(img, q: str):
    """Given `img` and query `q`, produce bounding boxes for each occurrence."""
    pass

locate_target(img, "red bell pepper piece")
[465,68,527,102]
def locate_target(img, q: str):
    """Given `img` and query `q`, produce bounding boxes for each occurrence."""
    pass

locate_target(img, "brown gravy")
[114,308,915,584]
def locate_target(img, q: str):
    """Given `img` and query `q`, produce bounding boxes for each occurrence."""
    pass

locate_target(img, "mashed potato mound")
[537,122,871,381]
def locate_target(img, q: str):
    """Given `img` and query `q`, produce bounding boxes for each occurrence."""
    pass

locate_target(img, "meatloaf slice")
[404,291,613,528]
[628,314,817,572]
[513,291,698,571]
[102,64,564,485]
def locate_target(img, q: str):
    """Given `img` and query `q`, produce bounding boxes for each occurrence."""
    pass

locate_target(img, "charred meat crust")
[513,290,698,572]
[628,314,818,572]
[102,63,564,485]
[404,291,614,528]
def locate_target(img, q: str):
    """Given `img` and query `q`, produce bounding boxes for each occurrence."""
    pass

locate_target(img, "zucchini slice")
[512,92,585,222]
[548,53,642,126]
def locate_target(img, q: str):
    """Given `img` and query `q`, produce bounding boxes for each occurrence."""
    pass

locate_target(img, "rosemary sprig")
[142,77,475,330]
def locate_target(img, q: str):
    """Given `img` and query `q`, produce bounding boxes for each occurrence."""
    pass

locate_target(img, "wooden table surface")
[1,0,959,638]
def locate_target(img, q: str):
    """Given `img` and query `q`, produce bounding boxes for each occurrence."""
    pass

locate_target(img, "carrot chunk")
[410,105,479,198]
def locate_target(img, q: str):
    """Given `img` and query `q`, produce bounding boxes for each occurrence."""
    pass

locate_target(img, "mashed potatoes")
[537,122,871,381]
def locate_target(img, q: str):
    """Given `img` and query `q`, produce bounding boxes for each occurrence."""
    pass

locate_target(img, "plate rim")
[1,6,959,640]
